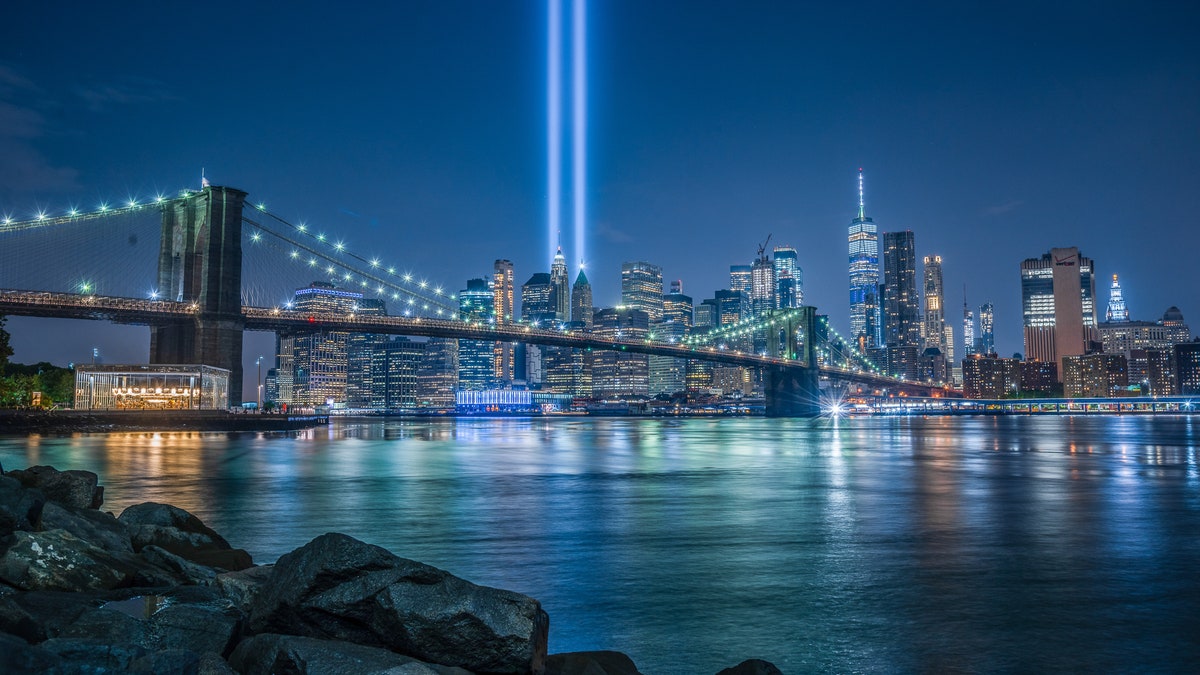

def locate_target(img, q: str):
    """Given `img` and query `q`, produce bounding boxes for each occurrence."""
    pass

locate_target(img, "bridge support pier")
[764,366,821,417]
[150,186,247,405]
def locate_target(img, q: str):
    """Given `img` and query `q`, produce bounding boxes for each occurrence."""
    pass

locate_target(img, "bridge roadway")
[0,289,933,394]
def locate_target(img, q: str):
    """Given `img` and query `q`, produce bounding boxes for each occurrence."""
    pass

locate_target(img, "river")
[3,415,1199,673]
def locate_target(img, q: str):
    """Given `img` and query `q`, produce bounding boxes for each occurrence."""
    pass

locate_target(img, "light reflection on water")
[3,416,1199,673]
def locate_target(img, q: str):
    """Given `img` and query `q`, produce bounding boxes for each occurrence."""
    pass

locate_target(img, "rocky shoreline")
[0,464,782,674]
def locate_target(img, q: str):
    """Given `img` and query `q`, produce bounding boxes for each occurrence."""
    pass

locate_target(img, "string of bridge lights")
[244,203,460,317]
[818,317,884,374]
[0,194,184,233]
[678,310,883,374]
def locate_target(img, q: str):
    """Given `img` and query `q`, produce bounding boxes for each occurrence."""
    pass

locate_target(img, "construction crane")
[757,233,773,261]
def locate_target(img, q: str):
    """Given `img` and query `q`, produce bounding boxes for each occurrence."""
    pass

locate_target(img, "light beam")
[547,0,563,268]
[572,0,587,270]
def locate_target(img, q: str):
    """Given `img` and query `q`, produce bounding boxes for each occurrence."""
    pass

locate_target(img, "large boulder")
[249,533,549,674]
[229,633,470,675]
[0,474,45,536]
[118,502,253,571]
[0,529,139,591]
[545,651,643,675]
[214,564,274,613]
[38,637,150,671]
[6,465,102,510]
[39,501,133,554]
[152,602,243,656]
[140,545,219,586]
[0,631,64,674]
[715,659,784,675]
[7,589,104,640]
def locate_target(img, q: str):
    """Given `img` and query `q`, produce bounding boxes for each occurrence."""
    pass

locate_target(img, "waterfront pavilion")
[74,364,230,411]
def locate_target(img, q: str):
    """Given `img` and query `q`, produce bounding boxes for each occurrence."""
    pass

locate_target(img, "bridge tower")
[764,306,821,417]
[150,186,247,404]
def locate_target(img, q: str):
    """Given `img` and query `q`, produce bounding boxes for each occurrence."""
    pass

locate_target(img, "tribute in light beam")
[572,0,587,271]
[547,0,563,268]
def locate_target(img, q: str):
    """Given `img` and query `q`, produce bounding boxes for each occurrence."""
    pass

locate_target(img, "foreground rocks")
[0,464,784,674]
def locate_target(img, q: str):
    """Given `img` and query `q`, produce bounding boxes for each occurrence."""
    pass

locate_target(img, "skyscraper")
[592,307,649,398]
[458,278,496,391]
[978,302,995,355]
[1021,247,1098,378]
[729,265,752,296]
[773,245,802,308]
[1106,274,1129,323]
[750,246,776,316]
[963,291,976,358]
[883,231,920,379]
[849,169,880,347]
[550,247,570,321]
[288,281,366,407]
[571,268,593,329]
[922,255,947,355]
[621,261,664,322]
[521,272,556,386]
[492,259,515,384]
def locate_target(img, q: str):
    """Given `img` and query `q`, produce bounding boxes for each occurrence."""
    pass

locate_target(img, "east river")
[3,416,1199,673]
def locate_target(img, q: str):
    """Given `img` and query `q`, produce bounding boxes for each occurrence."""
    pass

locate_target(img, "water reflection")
[2,416,1199,672]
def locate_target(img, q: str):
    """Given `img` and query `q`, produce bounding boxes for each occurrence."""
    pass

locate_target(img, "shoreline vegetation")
[0,463,782,674]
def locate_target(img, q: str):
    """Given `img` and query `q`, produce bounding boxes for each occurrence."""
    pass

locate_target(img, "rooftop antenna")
[858,168,865,220]
[201,168,210,188]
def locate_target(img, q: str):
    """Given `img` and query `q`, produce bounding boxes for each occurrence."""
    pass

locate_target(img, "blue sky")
[2,1,1198,386]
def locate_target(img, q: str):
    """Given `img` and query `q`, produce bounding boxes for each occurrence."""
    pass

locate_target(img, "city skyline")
[1,2,1198,366]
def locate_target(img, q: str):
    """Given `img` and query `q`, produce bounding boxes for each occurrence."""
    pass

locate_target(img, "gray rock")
[546,651,643,675]
[0,474,46,536]
[9,589,104,639]
[215,564,274,613]
[6,465,102,510]
[119,502,253,571]
[0,593,46,642]
[129,648,203,674]
[249,532,548,674]
[0,631,64,674]
[141,544,219,586]
[40,637,150,672]
[229,633,469,675]
[60,605,152,644]
[40,500,134,554]
[0,529,138,591]
[715,659,784,675]
[197,651,239,675]
[153,602,242,656]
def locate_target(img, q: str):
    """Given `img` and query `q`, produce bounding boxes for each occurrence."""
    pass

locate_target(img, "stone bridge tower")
[150,186,247,405]
[764,306,821,417]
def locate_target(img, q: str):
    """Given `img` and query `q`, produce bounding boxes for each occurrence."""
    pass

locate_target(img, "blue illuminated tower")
[848,169,881,347]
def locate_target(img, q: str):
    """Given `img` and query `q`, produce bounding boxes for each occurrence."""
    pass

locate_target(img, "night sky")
[2,1,1198,394]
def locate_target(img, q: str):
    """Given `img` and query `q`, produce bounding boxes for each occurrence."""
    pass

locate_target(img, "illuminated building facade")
[849,169,881,347]
[1106,274,1128,322]
[750,250,775,317]
[773,246,802,308]
[458,278,496,391]
[978,302,995,355]
[962,354,1021,399]
[74,364,229,410]
[1063,353,1128,398]
[550,247,570,321]
[729,265,752,296]
[571,268,593,328]
[1021,247,1097,379]
[418,338,458,409]
[369,337,426,411]
[922,255,949,375]
[882,231,920,380]
[290,282,364,406]
[621,261,664,322]
[592,307,649,398]
[1174,341,1200,395]
[493,259,515,384]
[346,298,386,408]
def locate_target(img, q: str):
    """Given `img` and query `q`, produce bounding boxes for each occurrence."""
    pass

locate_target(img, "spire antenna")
[857,168,865,220]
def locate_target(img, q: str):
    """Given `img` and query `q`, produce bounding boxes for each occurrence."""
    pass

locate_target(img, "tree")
[0,315,12,371]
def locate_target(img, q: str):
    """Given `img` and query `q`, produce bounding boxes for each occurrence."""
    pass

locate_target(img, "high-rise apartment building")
[417,338,457,409]
[849,169,881,347]
[922,254,947,356]
[621,261,664,322]
[369,337,426,411]
[346,298,386,408]
[1021,247,1097,379]
[1063,353,1128,398]
[773,246,802,308]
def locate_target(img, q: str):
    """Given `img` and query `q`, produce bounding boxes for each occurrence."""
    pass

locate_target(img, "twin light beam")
[548,0,587,271]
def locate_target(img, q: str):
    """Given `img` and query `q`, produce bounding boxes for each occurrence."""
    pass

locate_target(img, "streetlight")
[256,355,264,410]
